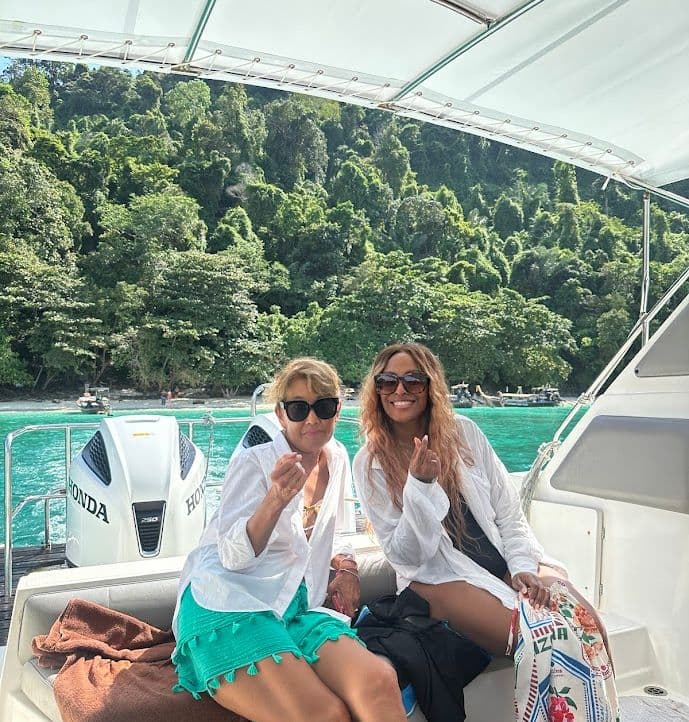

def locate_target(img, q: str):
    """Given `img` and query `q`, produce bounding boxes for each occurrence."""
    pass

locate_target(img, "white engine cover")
[66,415,206,566]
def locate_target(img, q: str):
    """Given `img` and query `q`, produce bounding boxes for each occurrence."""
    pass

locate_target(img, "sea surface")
[0,405,583,548]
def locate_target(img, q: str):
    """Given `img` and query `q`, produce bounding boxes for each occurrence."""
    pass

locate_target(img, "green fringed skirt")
[172,582,363,698]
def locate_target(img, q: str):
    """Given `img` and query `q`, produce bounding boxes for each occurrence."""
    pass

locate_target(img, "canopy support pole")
[183,0,217,64]
[392,0,544,102]
[640,193,651,345]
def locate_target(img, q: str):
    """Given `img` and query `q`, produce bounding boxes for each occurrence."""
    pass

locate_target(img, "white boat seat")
[21,660,59,722]
[13,549,648,722]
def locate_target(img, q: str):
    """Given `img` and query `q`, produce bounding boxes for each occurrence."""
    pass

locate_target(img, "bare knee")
[358,658,401,707]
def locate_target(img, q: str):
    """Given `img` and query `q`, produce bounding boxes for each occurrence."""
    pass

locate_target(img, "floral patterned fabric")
[514,581,620,722]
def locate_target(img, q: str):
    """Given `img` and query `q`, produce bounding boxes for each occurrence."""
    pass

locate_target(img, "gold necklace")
[303,453,326,532]
[302,499,322,529]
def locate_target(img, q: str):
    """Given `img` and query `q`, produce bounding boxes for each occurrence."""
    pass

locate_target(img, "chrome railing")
[520,260,689,514]
[2,415,244,597]
[250,383,271,416]
[3,411,360,597]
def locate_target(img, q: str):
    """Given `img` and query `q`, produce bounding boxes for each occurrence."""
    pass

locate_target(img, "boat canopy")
[2,0,689,190]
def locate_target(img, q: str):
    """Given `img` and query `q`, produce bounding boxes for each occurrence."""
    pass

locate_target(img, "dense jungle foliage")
[1,60,688,394]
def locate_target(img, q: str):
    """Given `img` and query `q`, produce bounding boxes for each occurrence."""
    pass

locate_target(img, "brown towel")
[32,598,245,722]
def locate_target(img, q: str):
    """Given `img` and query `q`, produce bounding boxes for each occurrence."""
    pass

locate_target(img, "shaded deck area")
[0,544,66,646]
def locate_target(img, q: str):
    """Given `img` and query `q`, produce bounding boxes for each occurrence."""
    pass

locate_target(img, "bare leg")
[211,653,351,722]
[411,580,513,657]
[537,562,569,580]
[313,636,407,722]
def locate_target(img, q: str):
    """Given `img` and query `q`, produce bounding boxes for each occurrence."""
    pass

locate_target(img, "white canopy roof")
[1,0,688,189]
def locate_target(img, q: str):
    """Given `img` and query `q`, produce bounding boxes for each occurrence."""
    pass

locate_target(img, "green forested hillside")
[1,61,687,393]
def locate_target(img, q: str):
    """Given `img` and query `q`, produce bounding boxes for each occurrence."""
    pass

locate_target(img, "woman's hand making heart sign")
[409,435,440,484]
[270,452,307,505]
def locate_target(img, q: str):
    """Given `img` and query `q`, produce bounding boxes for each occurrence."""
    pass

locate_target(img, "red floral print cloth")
[514,581,619,722]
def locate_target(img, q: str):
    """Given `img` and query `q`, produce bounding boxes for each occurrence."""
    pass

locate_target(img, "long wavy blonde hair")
[359,343,474,539]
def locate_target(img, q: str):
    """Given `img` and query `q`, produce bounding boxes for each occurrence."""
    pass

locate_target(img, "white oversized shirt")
[353,416,546,610]
[175,431,354,630]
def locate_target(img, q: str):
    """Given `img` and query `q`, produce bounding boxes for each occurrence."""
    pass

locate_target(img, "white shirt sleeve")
[332,445,355,560]
[464,419,544,575]
[215,448,278,572]
[353,450,450,577]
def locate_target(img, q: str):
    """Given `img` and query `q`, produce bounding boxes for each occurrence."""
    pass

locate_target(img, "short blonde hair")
[266,358,341,403]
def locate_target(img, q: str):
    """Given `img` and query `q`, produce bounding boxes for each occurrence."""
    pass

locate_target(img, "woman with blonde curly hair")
[354,343,609,660]
[173,358,406,722]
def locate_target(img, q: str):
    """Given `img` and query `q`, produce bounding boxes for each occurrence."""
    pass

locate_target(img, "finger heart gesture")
[270,452,307,502]
[409,435,440,484]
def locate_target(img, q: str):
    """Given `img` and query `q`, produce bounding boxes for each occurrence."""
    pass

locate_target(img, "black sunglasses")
[279,397,340,422]
[374,372,429,395]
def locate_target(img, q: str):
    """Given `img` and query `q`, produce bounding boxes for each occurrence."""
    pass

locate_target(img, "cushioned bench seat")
[10,549,641,722]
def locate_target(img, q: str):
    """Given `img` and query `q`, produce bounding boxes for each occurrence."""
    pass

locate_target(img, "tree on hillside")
[429,290,501,382]
[11,65,53,129]
[126,73,163,115]
[263,97,328,188]
[0,244,102,388]
[556,203,582,251]
[120,250,270,390]
[212,84,265,167]
[490,289,574,386]
[163,79,211,132]
[391,194,464,261]
[177,149,232,226]
[305,252,443,381]
[0,84,33,150]
[0,151,89,261]
[84,190,206,284]
[510,246,589,305]
[329,156,393,228]
[244,181,288,236]
[0,329,30,386]
[553,160,580,204]
[492,194,524,240]
[56,66,134,122]
[373,123,416,196]
[454,247,502,294]
[596,307,632,361]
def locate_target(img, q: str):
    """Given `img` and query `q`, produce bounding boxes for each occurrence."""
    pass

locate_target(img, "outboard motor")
[66,415,206,567]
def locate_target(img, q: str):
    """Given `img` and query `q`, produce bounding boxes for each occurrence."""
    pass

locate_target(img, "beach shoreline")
[0,392,582,413]
[0,395,258,413]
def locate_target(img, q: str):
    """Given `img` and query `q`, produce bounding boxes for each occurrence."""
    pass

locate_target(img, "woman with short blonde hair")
[174,357,406,722]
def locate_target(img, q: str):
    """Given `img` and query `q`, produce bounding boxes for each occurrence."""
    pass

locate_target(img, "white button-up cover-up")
[353,416,546,610]
[175,431,354,630]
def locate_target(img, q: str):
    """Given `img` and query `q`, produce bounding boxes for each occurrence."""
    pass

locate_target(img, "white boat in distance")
[1,2,689,720]
[75,387,111,415]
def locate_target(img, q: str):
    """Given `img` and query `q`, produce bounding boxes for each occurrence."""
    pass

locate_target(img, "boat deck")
[0,544,67,646]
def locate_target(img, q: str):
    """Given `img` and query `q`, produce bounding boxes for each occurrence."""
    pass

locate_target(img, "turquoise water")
[0,405,582,548]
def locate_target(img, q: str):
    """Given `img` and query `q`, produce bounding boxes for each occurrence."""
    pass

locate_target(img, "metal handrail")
[2,415,246,597]
[12,489,67,553]
[4,422,101,597]
[520,260,689,513]
[3,412,361,597]
[251,383,271,416]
